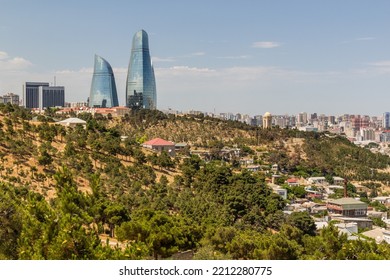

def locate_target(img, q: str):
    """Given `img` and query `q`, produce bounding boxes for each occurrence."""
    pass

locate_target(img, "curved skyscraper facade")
[126,30,157,109]
[89,54,119,108]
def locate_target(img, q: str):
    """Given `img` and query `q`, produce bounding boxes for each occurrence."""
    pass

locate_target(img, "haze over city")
[0,0,390,116]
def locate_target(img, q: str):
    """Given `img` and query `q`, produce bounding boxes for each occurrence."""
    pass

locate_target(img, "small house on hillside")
[175,142,189,153]
[142,138,176,156]
[307,177,327,185]
[286,178,299,186]
[333,176,345,185]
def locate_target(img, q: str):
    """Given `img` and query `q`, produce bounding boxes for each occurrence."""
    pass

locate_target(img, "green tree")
[103,204,130,238]
[0,185,22,259]
[157,151,175,170]
[287,211,316,236]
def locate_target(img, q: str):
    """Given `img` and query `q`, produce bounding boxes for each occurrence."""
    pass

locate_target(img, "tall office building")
[24,82,49,109]
[383,112,390,129]
[89,55,119,108]
[126,30,156,110]
[24,82,65,109]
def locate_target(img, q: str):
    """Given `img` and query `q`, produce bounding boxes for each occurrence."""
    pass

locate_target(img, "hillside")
[1,104,390,260]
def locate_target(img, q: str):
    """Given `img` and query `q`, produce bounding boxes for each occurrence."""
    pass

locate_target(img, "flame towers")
[126,30,157,110]
[89,54,119,108]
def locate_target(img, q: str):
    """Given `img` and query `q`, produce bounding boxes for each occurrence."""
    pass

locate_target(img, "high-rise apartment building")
[126,30,156,110]
[89,55,119,108]
[297,112,308,127]
[383,112,390,129]
[328,115,336,125]
[24,82,65,109]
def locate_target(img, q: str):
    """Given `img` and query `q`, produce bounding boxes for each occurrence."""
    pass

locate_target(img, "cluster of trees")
[1,104,390,260]
[195,222,390,260]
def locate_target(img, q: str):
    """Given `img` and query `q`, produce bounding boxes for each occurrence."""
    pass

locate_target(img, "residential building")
[383,112,390,129]
[142,138,175,156]
[328,115,336,125]
[253,115,263,126]
[297,112,308,127]
[246,165,260,172]
[358,128,376,141]
[379,130,390,143]
[307,177,327,185]
[362,228,390,244]
[0,93,19,105]
[371,196,390,206]
[327,197,368,217]
[175,143,188,152]
[24,82,65,109]
[89,55,119,108]
[272,185,287,200]
[91,106,130,118]
[298,126,318,132]
[66,101,89,108]
[274,115,288,128]
[333,176,345,186]
[126,30,156,109]
[286,178,299,186]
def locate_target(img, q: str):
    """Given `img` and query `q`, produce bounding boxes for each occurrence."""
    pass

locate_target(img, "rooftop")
[57,117,87,124]
[328,197,367,206]
[287,178,299,183]
[143,138,175,146]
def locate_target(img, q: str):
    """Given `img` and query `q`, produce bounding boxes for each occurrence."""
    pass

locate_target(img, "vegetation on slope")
[1,104,390,259]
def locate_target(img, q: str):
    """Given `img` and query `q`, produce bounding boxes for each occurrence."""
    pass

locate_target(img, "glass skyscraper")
[126,30,156,110]
[89,54,119,108]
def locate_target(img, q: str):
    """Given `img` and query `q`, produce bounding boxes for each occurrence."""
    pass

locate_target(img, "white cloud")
[113,67,128,74]
[217,55,250,59]
[368,60,390,67]
[0,51,9,60]
[0,51,32,71]
[55,68,93,74]
[152,53,205,64]
[191,52,206,56]
[152,56,176,62]
[252,41,281,48]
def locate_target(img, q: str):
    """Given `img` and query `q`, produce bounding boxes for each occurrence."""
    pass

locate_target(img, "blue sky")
[0,0,390,116]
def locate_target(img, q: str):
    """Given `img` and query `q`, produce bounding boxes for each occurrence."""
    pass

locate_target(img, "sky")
[0,0,390,116]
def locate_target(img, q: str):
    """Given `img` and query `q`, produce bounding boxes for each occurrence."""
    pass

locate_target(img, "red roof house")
[286,178,300,186]
[142,138,175,156]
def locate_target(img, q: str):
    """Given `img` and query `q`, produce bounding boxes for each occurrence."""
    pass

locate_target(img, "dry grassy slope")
[3,113,389,198]
[0,127,85,200]
[142,118,252,145]
[0,115,180,200]
[283,138,308,160]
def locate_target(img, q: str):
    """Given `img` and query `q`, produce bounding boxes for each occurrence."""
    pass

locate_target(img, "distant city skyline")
[1,0,390,115]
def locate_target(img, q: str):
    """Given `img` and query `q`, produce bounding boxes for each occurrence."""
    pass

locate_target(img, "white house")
[307,177,327,185]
